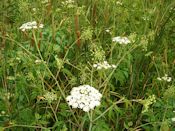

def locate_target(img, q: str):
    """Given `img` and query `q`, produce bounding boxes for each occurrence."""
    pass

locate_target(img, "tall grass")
[0,0,175,130]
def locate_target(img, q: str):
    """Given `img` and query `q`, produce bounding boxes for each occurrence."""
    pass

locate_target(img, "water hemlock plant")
[0,0,175,130]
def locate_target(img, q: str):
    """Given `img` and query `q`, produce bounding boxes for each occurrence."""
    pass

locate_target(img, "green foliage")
[0,0,175,130]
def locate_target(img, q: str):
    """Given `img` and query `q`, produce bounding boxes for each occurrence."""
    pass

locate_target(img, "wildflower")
[142,16,149,21]
[105,29,110,33]
[62,0,75,8]
[112,36,131,45]
[157,77,162,81]
[116,1,123,6]
[93,61,116,70]
[66,85,102,112]
[19,21,44,31]
[4,92,14,100]
[141,95,156,113]
[172,118,175,122]
[170,7,175,12]
[81,27,93,41]
[1,111,5,115]
[35,59,46,64]
[105,29,112,35]
[0,111,8,117]
[55,56,64,69]
[32,8,36,12]
[35,59,42,64]
[39,24,44,28]
[157,74,172,82]
[44,91,57,103]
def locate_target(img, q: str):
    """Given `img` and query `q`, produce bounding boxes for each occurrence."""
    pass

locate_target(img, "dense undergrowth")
[0,0,175,130]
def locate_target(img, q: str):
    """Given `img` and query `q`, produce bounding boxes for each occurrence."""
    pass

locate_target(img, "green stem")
[88,111,93,131]
[49,103,58,122]
[93,98,124,122]
[32,31,79,125]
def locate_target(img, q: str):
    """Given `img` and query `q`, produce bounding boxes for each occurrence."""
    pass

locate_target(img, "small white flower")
[83,106,90,112]
[1,111,5,115]
[19,21,44,31]
[66,85,102,112]
[44,91,57,103]
[31,21,37,25]
[97,66,102,70]
[93,64,98,68]
[66,96,72,101]
[112,36,131,45]
[94,101,100,106]
[35,59,46,64]
[167,77,172,82]
[105,29,110,33]
[112,65,117,68]
[33,26,38,29]
[116,1,123,6]
[39,24,44,28]
[89,101,96,109]
[104,61,108,65]
[32,8,36,11]
[79,103,85,109]
[93,61,116,70]
[157,74,172,82]
[157,77,162,81]
[72,102,78,108]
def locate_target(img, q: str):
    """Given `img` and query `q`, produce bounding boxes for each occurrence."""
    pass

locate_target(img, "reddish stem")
[74,14,81,47]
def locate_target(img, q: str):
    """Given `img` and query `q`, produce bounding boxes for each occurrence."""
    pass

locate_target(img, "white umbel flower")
[157,74,172,82]
[66,85,102,112]
[93,61,116,70]
[112,36,131,45]
[19,21,44,31]
[44,91,57,103]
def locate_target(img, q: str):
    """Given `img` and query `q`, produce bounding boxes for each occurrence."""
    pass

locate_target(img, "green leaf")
[92,120,110,131]
[18,108,34,124]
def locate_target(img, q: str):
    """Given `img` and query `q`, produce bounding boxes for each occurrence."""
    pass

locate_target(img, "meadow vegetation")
[0,0,175,130]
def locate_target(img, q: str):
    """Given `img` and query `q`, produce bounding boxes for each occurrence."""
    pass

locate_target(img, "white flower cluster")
[2,92,14,100]
[116,1,123,6]
[141,95,156,113]
[66,85,102,112]
[19,21,44,31]
[112,36,131,45]
[93,61,117,70]
[62,0,74,4]
[35,59,46,64]
[157,74,172,82]
[0,111,8,117]
[44,91,57,103]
